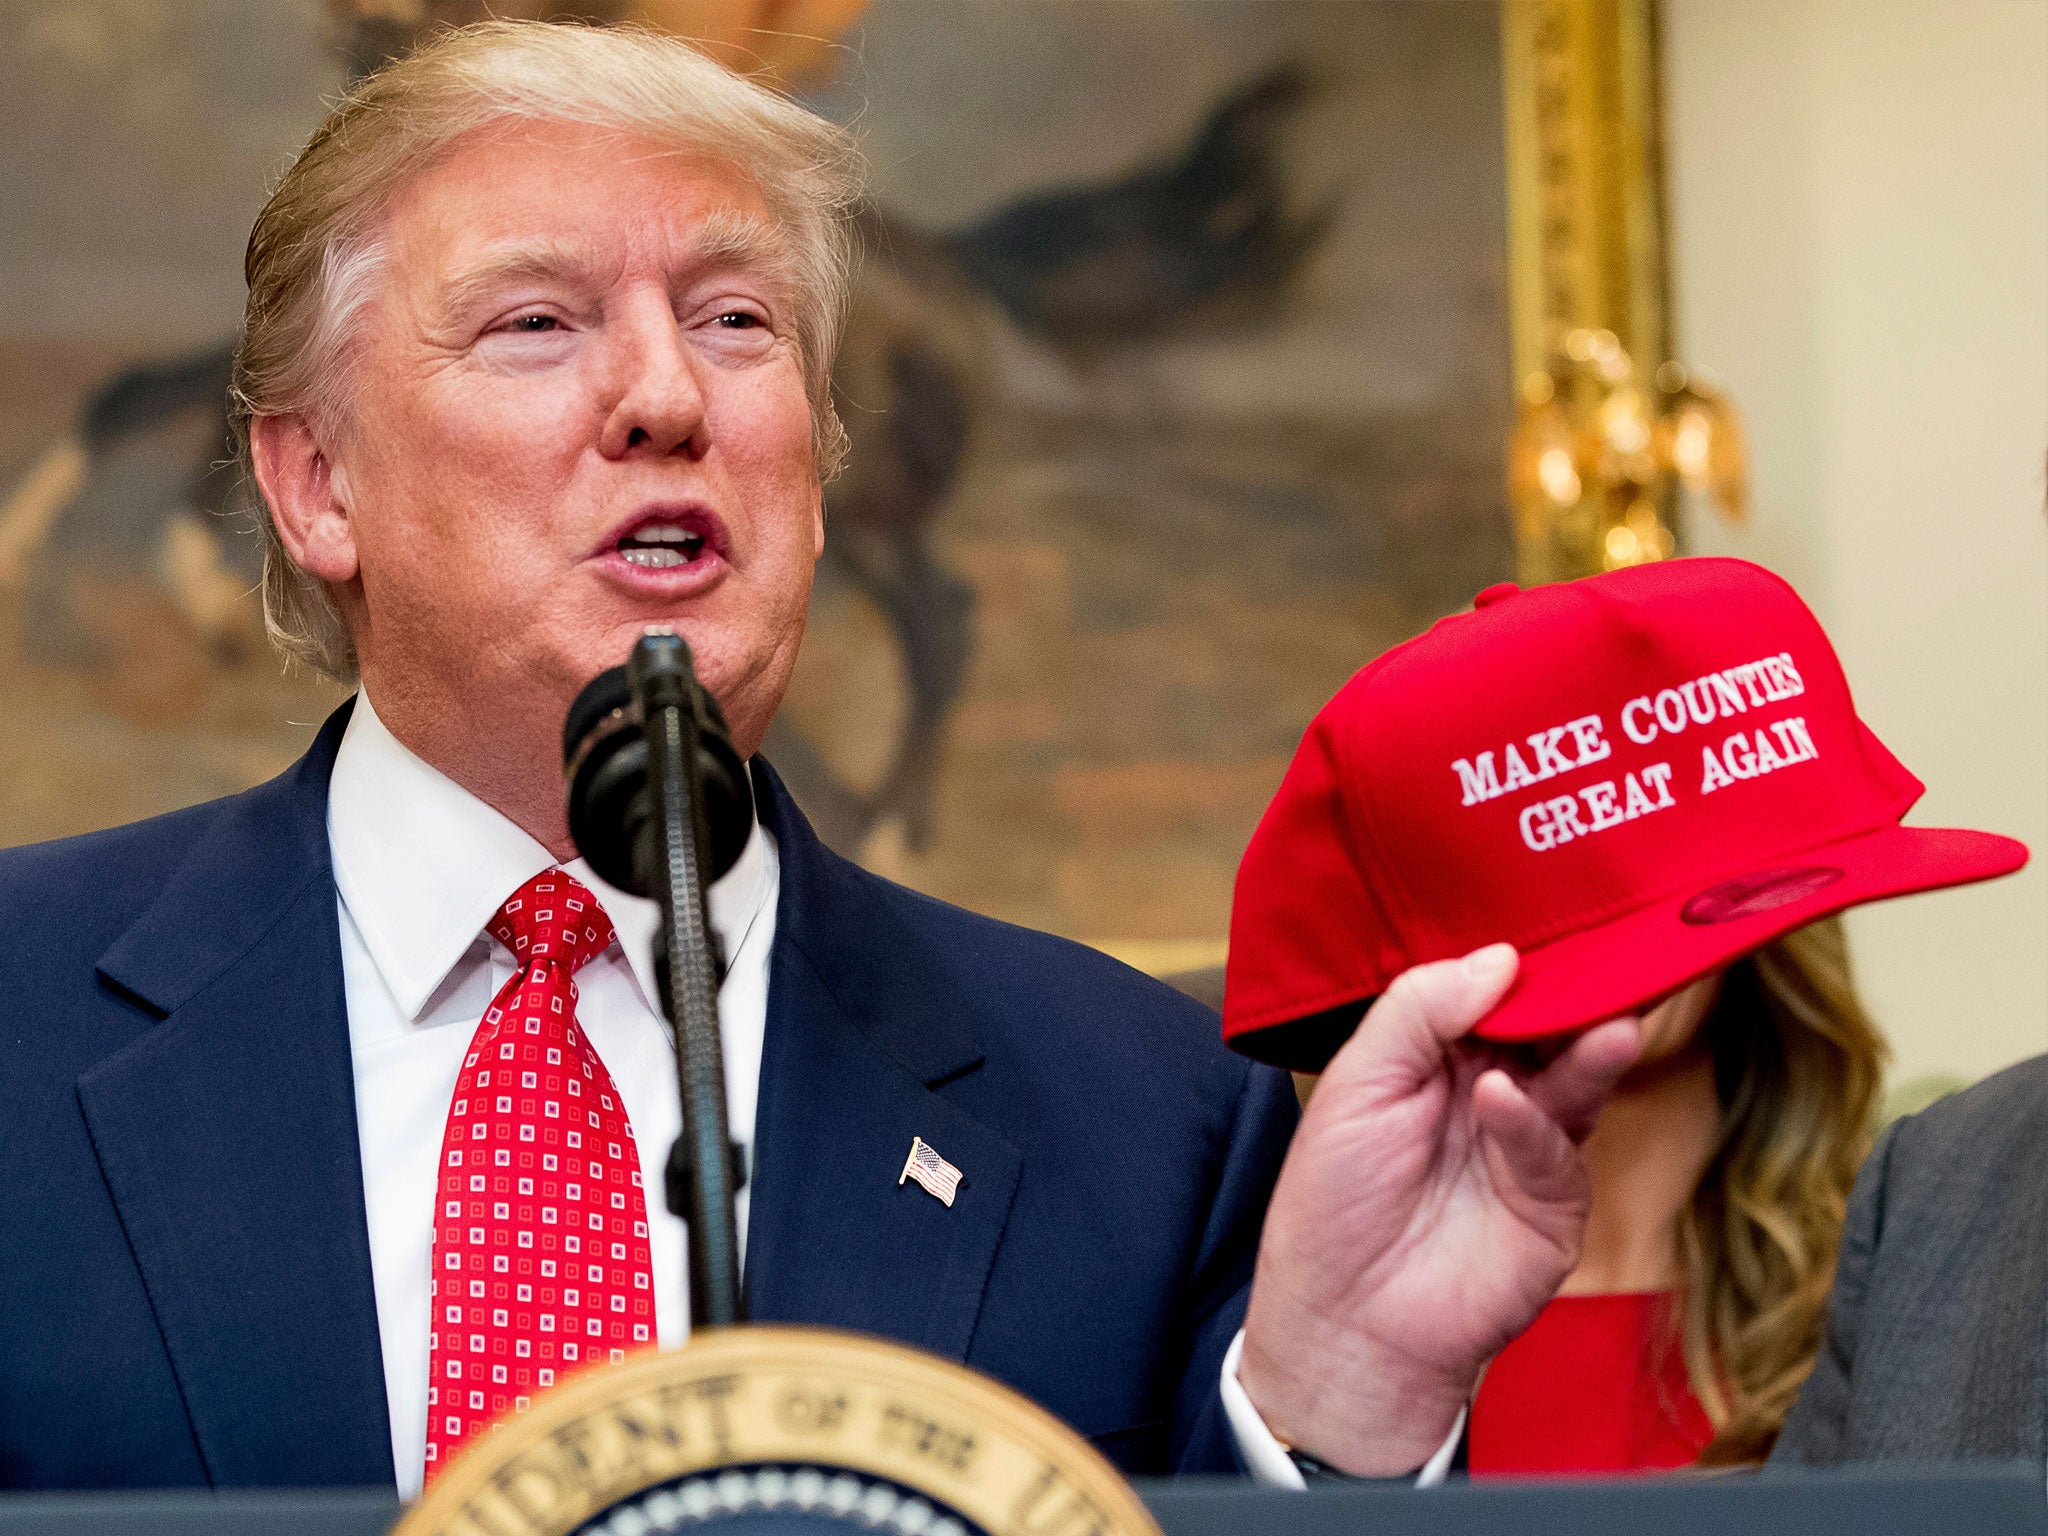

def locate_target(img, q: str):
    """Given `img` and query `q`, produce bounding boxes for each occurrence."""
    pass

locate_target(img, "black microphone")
[563,645,750,898]
[563,629,751,1328]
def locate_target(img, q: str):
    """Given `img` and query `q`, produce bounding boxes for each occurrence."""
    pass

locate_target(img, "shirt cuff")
[1219,1329,1466,1488]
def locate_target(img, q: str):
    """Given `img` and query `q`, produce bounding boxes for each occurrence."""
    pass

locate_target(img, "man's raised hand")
[1237,944,1643,1475]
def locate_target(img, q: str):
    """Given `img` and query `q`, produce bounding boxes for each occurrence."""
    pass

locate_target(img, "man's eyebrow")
[433,241,601,321]
[432,214,789,323]
[688,209,789,285]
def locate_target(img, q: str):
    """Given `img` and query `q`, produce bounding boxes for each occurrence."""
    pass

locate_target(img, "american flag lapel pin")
[899,1136,964,1208]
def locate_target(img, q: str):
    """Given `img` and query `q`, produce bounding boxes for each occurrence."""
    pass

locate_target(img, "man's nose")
[597,302,709,461]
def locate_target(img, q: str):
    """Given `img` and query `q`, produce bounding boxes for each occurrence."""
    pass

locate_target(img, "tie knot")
[488,870,615,975]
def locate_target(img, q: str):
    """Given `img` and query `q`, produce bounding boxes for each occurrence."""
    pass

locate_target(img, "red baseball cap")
[1223,557,2028,1067]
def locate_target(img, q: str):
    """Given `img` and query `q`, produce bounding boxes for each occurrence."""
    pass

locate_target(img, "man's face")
[330,117,823,757]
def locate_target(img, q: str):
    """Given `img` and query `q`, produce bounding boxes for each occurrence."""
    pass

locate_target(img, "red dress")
[1469,1292,1713,1475]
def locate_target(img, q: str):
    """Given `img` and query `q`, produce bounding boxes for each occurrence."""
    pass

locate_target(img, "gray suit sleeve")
[1769,1119,1901,1467]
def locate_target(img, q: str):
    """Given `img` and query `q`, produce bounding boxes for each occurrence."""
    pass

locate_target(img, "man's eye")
[504,314,559,333]
[715,312,763,329]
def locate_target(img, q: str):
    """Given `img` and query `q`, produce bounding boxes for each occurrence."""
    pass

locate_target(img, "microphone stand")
[628,633,745,1329]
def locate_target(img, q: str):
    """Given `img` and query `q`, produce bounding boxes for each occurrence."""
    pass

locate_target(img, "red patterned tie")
[424,870,656,1481]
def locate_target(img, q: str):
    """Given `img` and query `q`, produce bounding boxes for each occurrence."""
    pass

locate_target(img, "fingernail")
[1464,943,1517,983]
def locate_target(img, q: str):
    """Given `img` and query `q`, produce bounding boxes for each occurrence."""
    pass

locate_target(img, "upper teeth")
[631,524,696,545]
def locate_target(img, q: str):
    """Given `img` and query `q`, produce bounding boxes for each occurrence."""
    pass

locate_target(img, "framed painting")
[0,0,1666,974]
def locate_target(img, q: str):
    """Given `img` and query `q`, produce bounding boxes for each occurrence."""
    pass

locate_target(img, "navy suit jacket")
[0,702,1298,1490]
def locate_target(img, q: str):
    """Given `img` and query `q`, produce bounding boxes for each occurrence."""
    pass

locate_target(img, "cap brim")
[1470,823,2028,1043]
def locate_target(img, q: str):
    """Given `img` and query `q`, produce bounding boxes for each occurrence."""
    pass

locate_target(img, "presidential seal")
[392,1327,1164,1536]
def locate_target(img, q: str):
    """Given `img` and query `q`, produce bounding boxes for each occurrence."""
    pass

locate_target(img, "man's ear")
[250,413,359,582]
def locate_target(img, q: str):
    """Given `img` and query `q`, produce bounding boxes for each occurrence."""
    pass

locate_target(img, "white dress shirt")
[329,694,776,1499]
[326,692,1422,1497]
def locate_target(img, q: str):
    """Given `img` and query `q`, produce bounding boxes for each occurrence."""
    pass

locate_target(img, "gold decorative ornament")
[324,2,870,89]
[630,1,872,88]
[391,1327,1164,1536]
[1501,0,1747,583]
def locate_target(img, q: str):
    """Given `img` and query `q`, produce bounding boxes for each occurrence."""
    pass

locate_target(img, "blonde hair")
[1678,915,1888,1464]
[233,20,863,681]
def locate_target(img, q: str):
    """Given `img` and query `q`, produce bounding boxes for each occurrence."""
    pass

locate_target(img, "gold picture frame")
[1501,0,1746,586]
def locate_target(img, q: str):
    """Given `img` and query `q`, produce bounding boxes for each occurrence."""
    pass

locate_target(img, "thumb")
[1320,944,1520,1093]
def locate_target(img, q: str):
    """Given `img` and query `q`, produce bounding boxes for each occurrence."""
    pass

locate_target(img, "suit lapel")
[82,701,394,1488]
[744,765,1021,1360]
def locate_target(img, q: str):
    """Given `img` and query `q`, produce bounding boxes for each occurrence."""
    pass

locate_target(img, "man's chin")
[584,611,729,673]
[562,621,774,750]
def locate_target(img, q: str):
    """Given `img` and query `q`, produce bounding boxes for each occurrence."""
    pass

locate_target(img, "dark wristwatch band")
[1286,1410,1470,1485]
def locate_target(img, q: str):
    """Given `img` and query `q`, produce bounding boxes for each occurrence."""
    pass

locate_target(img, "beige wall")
[1662,0,2048,1086]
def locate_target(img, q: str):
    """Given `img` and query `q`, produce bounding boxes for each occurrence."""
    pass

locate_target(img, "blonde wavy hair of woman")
[1679,914,1888,1464]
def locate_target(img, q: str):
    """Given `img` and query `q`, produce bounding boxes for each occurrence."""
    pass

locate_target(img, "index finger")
[1517,1017,1645,1143]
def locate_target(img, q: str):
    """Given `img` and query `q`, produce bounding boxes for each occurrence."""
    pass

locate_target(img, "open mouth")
[615,523,708,570]
[597,505,731,580]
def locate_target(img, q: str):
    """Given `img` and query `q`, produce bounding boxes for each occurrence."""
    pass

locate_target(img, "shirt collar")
[328,690,773,1022]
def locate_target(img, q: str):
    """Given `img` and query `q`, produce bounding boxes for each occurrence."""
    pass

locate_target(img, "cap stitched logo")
[1680,866,1846,926]
[1447,650,1819,858]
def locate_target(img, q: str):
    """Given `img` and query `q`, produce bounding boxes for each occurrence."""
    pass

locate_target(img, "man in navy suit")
[0,22,1641,1494]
